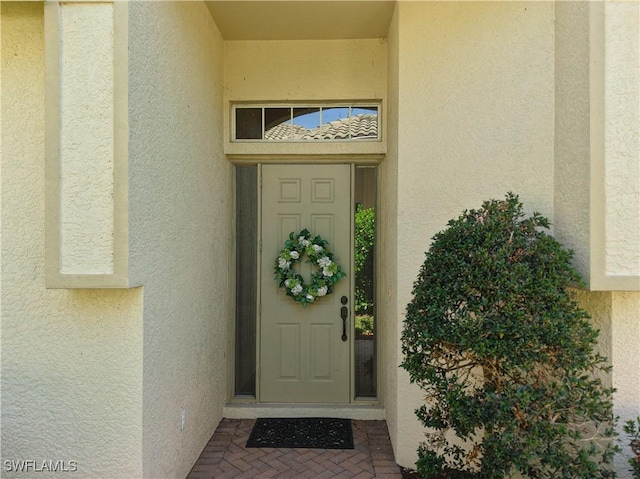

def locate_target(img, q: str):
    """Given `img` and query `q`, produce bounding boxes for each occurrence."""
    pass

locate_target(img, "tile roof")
[264,113,378,141]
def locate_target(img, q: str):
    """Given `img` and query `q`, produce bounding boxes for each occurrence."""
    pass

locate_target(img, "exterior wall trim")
[45,1,132,288]
[227,154,384,165]
[589,1,640,292]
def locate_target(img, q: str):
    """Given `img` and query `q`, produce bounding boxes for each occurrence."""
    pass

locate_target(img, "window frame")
[232,102,381,143]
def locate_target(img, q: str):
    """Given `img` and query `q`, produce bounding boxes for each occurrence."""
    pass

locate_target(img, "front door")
[260,164,351,403]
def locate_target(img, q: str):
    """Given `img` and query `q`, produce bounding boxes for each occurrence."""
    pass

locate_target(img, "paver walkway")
[187,418,403,479]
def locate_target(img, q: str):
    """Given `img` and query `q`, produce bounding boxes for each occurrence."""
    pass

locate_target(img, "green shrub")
[624,417,640,478]
[355,315,374,336]
[355,204,375,314]
[401,193,618,478]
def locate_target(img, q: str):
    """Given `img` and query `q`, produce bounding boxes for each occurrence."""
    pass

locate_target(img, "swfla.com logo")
[3,459,78,473]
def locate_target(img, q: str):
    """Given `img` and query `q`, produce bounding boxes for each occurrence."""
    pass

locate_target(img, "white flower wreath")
[274,229,346,308]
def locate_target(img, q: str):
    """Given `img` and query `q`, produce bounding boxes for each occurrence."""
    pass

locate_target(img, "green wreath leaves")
[274,229,346,308]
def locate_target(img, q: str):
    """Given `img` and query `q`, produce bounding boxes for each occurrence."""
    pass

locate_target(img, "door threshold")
[223,402,384,420]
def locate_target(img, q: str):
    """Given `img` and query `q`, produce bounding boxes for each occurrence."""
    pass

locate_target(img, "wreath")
[274,229,346,308]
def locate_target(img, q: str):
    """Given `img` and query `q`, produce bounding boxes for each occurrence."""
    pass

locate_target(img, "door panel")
[277,324,300,380]
[310,324,332,379]
[260,164,351,403]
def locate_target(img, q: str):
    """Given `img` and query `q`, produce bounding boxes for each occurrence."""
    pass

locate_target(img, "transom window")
[233,104,380,142]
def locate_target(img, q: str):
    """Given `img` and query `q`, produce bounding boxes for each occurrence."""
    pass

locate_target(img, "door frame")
[229,160,381,406]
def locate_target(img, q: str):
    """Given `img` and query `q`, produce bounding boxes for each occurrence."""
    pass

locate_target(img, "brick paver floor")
[187,418,403,479]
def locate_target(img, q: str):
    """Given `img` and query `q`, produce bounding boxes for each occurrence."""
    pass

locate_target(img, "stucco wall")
[225,38,386,104]
[611,292,640,479]
[554,11,639,474]
[223,37,387,157]
[573,290,640,479]
[379,1,400,455]
[390,1,555,468]
[554,1,591,281]
[1,3,143,477]
[561,290,640,479]
[57,3,115,275]
[554,15,639,474]
[603,2,640,278]
[573,290,613,387]
[127,2,229,478]
[555,2,640,290]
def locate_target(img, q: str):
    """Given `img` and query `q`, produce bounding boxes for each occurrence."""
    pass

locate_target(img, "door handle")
[340,305,348,342]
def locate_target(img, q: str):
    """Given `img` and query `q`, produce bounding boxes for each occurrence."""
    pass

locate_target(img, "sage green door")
[260,164,351,403]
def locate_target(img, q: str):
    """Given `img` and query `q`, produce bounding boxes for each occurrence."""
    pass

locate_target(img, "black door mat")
[246,417,354,449]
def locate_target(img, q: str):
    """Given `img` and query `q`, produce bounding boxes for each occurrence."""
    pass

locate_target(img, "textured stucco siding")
[554,1,591,281]
[555,11,640,472]
[1,3,143,477]
[572,290,640,479]
[127,3,229,478]
[603,2,640,277]
[574,290,640,479]
[225,38,386,102]
[58,3,115,275]
[611,292,640,479]
[555,2,640,289]
[223,38,387,156]
[573,290,613,387]
[3,3,639,479]
[379,1,400,457]
[390,2,555,468]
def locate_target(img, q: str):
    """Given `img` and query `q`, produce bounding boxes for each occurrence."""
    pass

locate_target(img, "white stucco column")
[45,0,130,288]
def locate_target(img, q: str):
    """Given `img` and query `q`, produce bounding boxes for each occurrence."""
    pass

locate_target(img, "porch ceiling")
[205,1,396,40]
